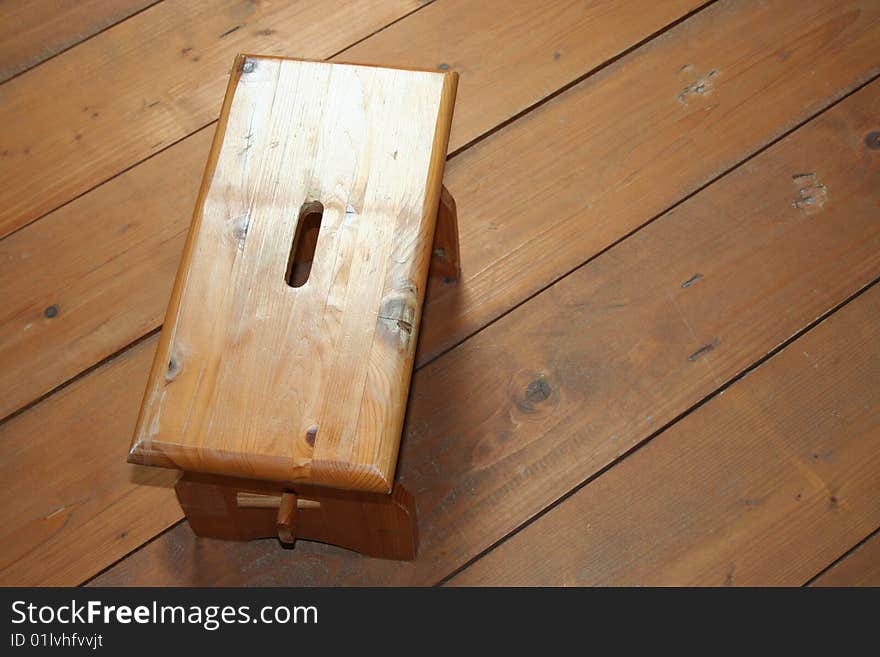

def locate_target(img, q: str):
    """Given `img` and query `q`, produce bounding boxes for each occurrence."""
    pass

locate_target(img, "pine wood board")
[2,0,875,424]
[0,0,157,83]
[810,532,880,587]
[90,79,880,585]
[130,57,458,491]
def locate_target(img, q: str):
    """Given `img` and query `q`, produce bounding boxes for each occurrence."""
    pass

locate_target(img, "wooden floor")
[1,0,878,587]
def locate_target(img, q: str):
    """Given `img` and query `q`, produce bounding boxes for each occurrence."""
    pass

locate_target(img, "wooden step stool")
[128,55,459,560]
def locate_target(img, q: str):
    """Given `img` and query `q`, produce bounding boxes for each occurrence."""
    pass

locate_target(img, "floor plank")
[0,0,422,239]
[2,0,875,423]
[450,282,880,585]
[90,79,880,586]
[0,0,157,83]
[810,531,880,586]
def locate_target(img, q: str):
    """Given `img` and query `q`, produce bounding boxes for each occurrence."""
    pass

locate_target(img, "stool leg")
[429,185,460,282]
[175,473,419,560]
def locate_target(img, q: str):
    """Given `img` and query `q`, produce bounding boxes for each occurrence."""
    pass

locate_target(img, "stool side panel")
[130,57,457,492]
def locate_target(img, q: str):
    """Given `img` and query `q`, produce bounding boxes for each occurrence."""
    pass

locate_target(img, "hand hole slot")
[286,200,324,288]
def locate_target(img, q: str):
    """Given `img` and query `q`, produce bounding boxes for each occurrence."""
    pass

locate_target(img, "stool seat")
[129,55,457,496]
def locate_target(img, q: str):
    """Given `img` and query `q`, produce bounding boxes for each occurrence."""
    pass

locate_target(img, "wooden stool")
[128,55,459,560]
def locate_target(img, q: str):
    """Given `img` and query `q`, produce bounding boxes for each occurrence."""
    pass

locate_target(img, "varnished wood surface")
[0,0,878,586]
[129,57,457,491]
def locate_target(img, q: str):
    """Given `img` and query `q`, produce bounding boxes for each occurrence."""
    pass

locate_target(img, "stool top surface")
[129,55,457,492]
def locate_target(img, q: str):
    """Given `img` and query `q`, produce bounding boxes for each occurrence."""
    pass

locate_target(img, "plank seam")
[80,518,185,587]
[802,525,880,586]
[327,0,440,62]
[447,0,718,158]
[0,0,166,87]
[436,274,880,587]
[0,327,162,427]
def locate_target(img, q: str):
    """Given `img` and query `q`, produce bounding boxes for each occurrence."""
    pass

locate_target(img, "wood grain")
[0,339,180,587]
[130,57,457,491]
[0,0,422,238]
[90,79,880,585]
[0,0,156,83]
[2,0,874,423]
[340,0,707,154]
[450,285,880,585]
[810,532,880,586]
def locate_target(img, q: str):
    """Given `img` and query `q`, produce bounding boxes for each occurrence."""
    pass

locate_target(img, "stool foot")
[430,185,460,283]
[175,472,418,560]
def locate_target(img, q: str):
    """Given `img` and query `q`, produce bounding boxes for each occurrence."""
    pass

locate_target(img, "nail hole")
[286,201,323,288]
